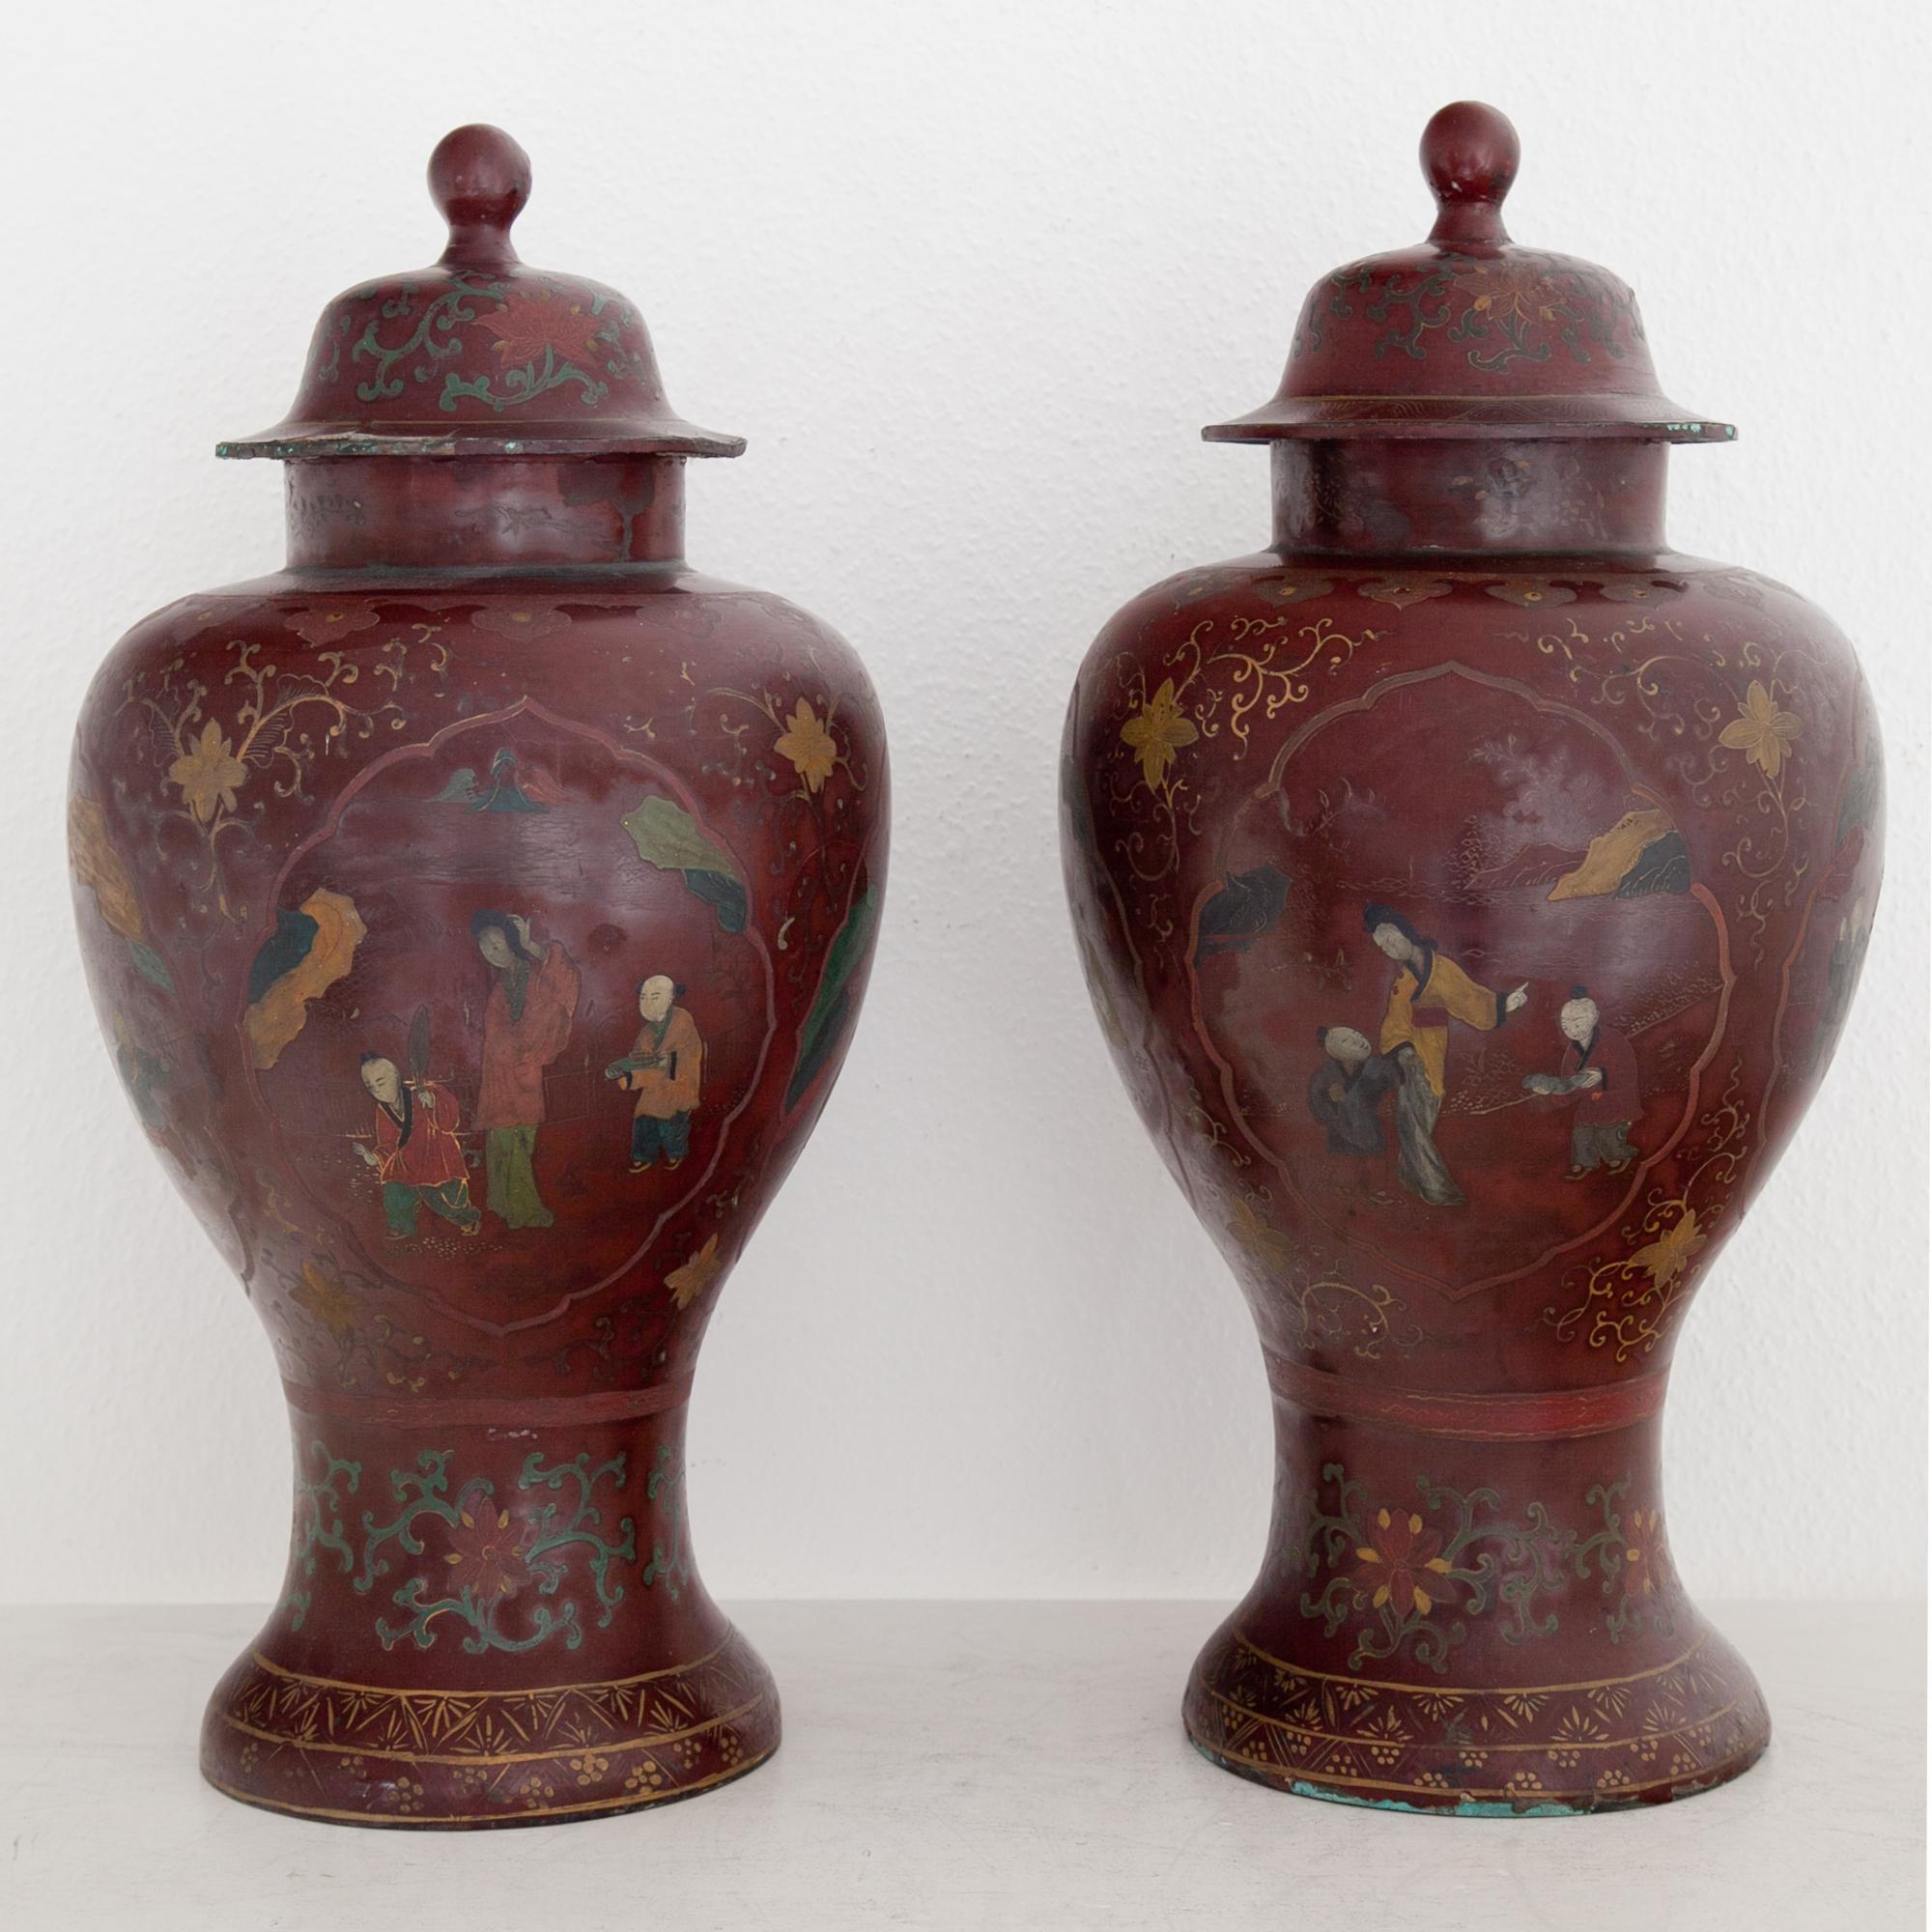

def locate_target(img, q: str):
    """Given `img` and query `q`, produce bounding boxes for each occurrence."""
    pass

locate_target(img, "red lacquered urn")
[68,127,888,1827]
[1061,102,1881,1813]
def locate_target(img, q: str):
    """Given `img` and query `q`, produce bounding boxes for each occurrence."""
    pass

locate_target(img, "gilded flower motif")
[1256,575,1335,607]
[1485,579,1577,610]
[283,606,382,648]
[292,1261,359,1341]
[1718,680,1803,780]
[1457,264,1560,327]
[443,1501,531,1602]
[1119,678,1198,789]
[475,288,610,369]
[1621,1507,1669,1601]
[1629,1208,1707,1291]
[1227,1196,1295,1275]
[168,719,248,824]
[775,699,838,793]
[1353,1506,1458,1618]
[472,605,572,644]
[1596,576,1682,605]
[666,1235,722,1310]
[1359,576,1452,611]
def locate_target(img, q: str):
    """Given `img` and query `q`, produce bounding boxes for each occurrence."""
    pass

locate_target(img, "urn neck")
[283,455,689,570]
[1268,439,1668,557]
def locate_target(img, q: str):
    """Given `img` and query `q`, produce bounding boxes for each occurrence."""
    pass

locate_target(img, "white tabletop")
[1,1600,1921,1929]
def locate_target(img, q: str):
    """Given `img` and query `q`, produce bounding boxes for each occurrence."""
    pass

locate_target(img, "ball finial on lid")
[1420,100,1520,247]
[429,124,532,264]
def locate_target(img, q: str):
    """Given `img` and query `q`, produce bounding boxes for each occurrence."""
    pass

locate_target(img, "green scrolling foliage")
[343,276,627,416]
[639,1444,692,1602]
[279,1440,363,1633]
[1291,1463,1637,1674]
[354,1449,637,1655]
[350,275,501,403]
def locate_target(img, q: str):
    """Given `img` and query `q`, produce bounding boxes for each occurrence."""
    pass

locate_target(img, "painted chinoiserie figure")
[1060,102,1882,1811]
[67,126,888,1827]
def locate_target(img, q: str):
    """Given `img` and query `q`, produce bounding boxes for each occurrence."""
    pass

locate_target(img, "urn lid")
[1206,101,1731,446]
[218,125,743,461]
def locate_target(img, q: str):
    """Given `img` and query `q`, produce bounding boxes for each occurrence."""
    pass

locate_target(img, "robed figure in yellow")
[1364,901,1528,1208]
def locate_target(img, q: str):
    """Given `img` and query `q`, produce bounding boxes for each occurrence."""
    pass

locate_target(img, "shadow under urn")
[67,126,889,1827]
[1060,102,1883,1813]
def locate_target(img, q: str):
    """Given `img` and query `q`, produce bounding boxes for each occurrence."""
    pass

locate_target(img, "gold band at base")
[204,1747,776,1829]
[203,1627,779,1827]
[1183,1622,1769,1812]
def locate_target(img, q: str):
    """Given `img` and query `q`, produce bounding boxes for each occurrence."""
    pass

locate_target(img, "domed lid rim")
[1205,392,1735,444]
[1214,103,1733,449]
[216,420,746,461]
[223,126,743,466]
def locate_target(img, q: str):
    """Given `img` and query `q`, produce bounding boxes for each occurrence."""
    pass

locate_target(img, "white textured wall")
[3,0,1923,1606]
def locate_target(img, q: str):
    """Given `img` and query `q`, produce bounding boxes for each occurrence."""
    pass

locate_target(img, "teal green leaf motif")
[353,1449,636,1655]
[278,1440,362,1633]
[621,795,749,933]
[785,886,879,1110]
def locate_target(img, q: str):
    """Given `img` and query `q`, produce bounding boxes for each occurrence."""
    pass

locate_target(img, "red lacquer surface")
[68,128,888,1828]
[1061,104,1881,1813]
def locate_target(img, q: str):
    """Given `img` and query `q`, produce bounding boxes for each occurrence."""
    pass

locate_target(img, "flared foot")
[201,1619,780,1829]
[200,1401,776,1827]
[1183,1609,1769,1815]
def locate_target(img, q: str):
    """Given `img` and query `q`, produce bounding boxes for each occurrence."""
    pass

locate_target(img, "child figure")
[1521,985,1641,1178]
[606,976,703,1173]
[355,1054,482,1238]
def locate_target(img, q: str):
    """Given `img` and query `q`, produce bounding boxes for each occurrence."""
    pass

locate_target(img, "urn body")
[1060,107,1882,1814]
[67,132,888,1828]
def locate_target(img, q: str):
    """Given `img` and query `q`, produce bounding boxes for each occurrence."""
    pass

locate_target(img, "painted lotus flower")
[775,699,838,793]
[443,1501,532,1601]
[475,287,611,370]
[1630,1207,1707,1290]
[666,1235,722,1310]
[1120,678,1198,789]
[1719,679,1803,780]
[1353,1506,1458,1617]
[169,719,248,824]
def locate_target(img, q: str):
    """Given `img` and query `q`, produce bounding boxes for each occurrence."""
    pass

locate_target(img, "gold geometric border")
[217,1639,759,1761]
[1185,1626,1770,1807]
[204,1751,776,1829]
[218,1693,768,1767]
[205,1634,781,1824]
